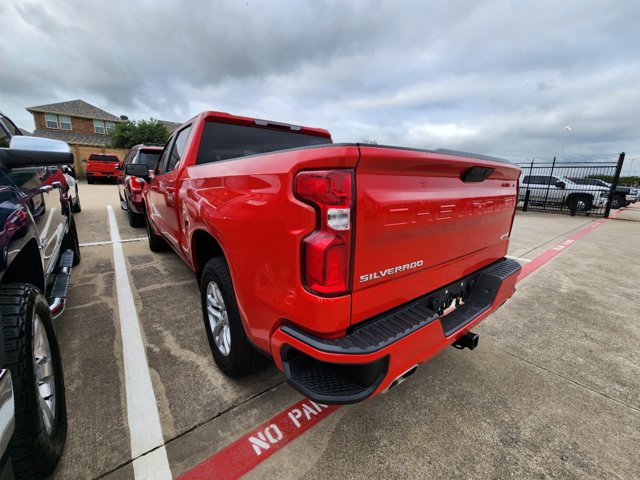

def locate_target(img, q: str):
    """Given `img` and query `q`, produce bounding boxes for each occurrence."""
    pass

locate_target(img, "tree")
[111,118,170,149]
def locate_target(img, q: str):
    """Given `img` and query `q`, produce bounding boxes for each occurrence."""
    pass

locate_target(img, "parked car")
[519,174,610,212]
[117,144,162,227]
[0,114,80,478]
[85,153,122,184]
[127,111,521,404]
[44,166,81,213]
[566,177,637,209]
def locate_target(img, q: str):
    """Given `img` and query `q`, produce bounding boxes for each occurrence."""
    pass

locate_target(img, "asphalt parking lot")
[50,182,640,480]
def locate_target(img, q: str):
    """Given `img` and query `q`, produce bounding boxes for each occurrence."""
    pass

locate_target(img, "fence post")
[604,152,625,218]
[523,159,534,212]
[542,156,556,211]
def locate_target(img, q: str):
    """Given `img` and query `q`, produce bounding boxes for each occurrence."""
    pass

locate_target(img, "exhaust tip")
[453,332,479,350]
[387,365,418,391]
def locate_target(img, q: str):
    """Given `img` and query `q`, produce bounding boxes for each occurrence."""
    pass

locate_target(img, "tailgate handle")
[462,166,494,183]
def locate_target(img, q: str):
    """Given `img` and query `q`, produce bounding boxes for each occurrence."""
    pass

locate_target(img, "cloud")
[2,0,640,171]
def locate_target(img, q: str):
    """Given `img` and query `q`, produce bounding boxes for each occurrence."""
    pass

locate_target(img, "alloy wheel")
[33,313,56,434]
[206,281,231,356]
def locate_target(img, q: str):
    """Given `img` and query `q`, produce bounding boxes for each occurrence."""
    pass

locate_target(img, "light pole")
[559,126,571,158]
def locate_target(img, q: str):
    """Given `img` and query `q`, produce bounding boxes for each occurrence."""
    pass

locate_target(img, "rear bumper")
[87,172,121,178]
[271,258,521,404]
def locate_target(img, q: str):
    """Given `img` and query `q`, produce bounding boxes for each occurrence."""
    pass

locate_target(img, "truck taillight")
[295,170,354,296]
[129,176,145,192]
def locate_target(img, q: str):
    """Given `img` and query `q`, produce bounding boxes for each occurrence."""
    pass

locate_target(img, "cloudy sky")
[2,0,639,170]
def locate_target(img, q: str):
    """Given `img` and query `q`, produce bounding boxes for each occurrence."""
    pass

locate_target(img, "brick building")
[27,99,127,175]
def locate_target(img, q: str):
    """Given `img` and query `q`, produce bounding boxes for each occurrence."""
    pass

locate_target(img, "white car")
[61,165,81,213]
[519,174,609,212]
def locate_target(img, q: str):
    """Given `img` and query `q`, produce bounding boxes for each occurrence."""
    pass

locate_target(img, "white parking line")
[106,206,172,479]
[80,237,147,247]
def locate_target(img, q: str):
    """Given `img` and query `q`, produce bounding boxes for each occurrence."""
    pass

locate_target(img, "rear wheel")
[71,186,81,213]
[86,177,94,185]
[0,285,67,479]
[200,257,264,377]
[127,205,145,228]
[61,215,81,266]
[146,217,168,252]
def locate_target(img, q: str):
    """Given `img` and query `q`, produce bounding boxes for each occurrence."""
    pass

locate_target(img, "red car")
[117,144,162,227]
[85,153,122,184]
[127,111,521,404]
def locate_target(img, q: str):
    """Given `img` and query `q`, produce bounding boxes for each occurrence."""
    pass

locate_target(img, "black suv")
[0,113,80,479]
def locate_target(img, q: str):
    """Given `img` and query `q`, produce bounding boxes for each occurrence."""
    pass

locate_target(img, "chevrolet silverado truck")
[0,113,80,478]
[127,111,521,404]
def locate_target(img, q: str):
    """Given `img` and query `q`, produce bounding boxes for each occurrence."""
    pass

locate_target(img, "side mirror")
[125,163,151,183]
[9,136,71,153]
[0,136,73,168]
[555,181,566,189]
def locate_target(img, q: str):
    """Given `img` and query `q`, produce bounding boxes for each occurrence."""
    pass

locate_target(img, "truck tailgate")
[351,146,520,325]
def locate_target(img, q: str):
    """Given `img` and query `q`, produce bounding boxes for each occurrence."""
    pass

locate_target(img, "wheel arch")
[191,229,227,281]
[0,238,46,293]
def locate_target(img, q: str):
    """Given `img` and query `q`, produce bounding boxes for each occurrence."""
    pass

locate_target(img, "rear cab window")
[195,121,331,165]
[88,154,120,162]
[134,150,162,169]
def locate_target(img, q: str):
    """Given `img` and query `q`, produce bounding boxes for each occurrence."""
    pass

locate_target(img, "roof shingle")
[27,99,122,122]
[32,129,114,147]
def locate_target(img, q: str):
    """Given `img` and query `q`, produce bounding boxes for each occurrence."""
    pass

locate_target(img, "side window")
[122,149,134,166]
[528,176,552,185]
[155,136,176,175]
[165,125,192,173]
[0,115,20,137]
[0,123,9,148]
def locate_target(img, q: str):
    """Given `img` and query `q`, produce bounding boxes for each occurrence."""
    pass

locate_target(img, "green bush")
[111,119,169,149]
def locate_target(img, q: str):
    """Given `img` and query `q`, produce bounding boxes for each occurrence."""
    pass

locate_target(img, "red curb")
[178,400,339,480]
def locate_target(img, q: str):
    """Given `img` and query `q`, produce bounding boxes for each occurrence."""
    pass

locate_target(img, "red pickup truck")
[127,111,521,404]
[85,153,122,183]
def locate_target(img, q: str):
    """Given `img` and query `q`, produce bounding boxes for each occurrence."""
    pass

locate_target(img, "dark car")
[567,177,638,209]
[85,153,122,184]
[117,144,162,227]
[0,112,80,479]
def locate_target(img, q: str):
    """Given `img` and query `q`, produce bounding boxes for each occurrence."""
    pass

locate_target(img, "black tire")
[61,215,81,266]
[127,205,145,228]
[567,194,592,212]
[200,257,264,377]
[610,194,625,209]
[86,177,94,185]
[0,285,67,479]
[146,218,168,252]
[71,187,81,213]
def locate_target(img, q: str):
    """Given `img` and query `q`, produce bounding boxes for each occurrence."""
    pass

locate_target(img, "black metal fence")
[517,153,625,218]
